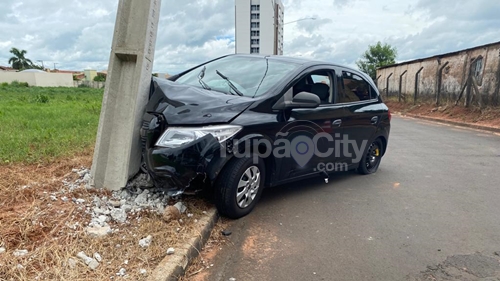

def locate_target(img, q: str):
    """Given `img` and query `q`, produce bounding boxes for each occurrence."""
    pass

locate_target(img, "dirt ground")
[385,100,500,129]
[0,151,213,280]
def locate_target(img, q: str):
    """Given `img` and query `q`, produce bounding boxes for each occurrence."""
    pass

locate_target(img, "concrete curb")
[147,208,219,281]
[396,112,500,134]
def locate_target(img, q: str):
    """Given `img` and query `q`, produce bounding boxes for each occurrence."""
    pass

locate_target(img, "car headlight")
[155,125,242,148]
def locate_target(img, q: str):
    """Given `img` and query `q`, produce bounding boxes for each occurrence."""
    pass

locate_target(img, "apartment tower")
[235,0,284,55]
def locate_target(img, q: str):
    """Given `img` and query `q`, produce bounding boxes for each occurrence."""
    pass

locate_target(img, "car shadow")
[259,170,361,205]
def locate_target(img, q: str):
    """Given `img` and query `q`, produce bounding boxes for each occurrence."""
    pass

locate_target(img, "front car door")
[274,67,347,183]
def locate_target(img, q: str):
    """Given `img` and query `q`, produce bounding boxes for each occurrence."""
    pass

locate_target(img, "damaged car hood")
[145,78,254,125]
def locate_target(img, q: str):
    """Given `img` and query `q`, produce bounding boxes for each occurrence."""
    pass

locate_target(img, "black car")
[141,54,391,219]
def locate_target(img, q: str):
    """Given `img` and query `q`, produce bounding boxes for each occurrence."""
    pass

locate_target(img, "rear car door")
[337,70,385,168]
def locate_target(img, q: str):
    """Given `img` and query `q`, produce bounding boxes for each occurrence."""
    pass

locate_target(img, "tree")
[8,48,35,70]
[93,73,106,82]
[356,42,397,81]
[31,64,44,70]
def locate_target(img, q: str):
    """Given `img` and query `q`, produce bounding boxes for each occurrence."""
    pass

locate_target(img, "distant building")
[377,41,500,106]
[84,69,98,81]
[235,0,284,55]
[0,66,17,72]
[52,69,85,80]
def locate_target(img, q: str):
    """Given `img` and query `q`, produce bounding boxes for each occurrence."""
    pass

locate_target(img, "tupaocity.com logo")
[221,121,368,168]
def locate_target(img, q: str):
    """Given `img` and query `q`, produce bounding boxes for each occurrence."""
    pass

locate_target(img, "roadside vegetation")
[0,83,103,164]
[0,84,215,280]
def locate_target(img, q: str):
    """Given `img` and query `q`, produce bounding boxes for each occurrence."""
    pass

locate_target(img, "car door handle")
[371,116,379,124]
[332,119,342,127]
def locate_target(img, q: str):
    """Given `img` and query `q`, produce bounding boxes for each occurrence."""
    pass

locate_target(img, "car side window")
[311,74,330,85]
[338,71,375,103]
[292,70,334,104]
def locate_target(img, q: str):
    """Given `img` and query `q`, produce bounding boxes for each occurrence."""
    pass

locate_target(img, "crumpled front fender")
[145,134,229,195]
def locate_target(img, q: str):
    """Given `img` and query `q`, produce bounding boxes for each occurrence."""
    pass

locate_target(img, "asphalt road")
[198,116,500,281]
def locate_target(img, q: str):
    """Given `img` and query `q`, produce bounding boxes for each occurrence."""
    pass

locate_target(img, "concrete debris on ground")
[85,173,167,233]
[68,258,77,269]
[73,198,85,204]
[174,202,187,214]
[13,249,28,257]
[140,269,147,275]
[110,208,127,223]
[139,235,153,248]
[61,170,193,240]
[93,252,102,262]
[117,268,126,276]
[64,168,92,191]
[0,247,6,254]
[76,251,99,270]
[67,222,80,230]
[85,225,112,237]
[166,248,175,255]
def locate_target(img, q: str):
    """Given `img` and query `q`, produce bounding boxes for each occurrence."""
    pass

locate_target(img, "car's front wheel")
[215,156,264,219]
[358,138,384,175]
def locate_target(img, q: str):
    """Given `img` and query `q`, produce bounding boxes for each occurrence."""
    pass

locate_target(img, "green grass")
[0,85,103,164]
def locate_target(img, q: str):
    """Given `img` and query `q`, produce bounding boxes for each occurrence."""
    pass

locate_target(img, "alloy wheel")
[365,142,381,171]
[236,166,261,209]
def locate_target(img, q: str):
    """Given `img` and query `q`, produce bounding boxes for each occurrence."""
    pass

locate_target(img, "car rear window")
[338,71,377,103]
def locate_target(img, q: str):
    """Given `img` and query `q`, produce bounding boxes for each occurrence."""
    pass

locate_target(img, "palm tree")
[8,48,34,70]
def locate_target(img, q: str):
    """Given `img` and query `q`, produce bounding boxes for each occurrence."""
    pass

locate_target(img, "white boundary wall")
[0,72,74,87]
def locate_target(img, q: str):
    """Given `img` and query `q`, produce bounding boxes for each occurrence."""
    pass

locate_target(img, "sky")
[0,0,499,74]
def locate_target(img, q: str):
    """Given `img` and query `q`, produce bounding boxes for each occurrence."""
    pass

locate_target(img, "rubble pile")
[75,172,184,236]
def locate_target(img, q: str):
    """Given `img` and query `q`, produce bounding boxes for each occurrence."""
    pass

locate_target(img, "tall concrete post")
[398,70,407,103]
[91,0,162,191]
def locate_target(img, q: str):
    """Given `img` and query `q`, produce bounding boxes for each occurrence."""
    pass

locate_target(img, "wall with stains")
[376,42,500,106]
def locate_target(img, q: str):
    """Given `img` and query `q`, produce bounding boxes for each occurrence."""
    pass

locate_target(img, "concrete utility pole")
[91,0,162,191]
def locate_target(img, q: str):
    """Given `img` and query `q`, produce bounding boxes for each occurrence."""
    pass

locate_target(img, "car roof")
[226,54,360,74]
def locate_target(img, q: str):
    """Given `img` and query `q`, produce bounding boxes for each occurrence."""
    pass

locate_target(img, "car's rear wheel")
[358,139,383,175]
[215,156,264,219]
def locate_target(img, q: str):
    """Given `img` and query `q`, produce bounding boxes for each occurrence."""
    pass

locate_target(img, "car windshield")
[175,56,300,97]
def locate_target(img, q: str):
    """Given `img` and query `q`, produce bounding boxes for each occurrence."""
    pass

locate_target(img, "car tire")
[215,156,265,219]
[357,138,384,175]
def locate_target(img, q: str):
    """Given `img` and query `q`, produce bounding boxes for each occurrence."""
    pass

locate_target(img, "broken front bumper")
[140,116,229,196]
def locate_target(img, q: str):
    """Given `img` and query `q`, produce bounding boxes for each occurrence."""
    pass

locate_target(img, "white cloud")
[91,8,111,18]
[0,41,12,48]
[0,0,498,74]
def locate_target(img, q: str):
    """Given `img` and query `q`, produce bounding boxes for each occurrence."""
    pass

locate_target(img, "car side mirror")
[289,92,320,108]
